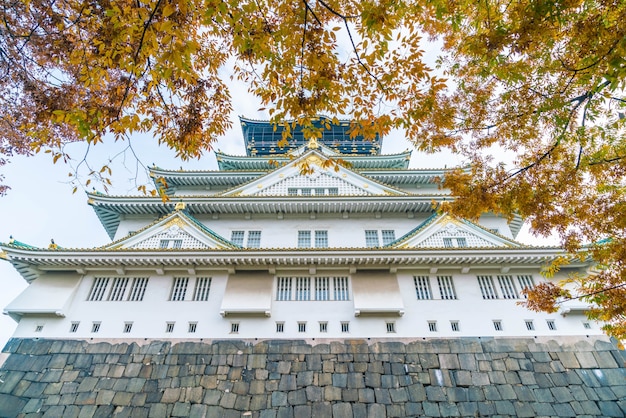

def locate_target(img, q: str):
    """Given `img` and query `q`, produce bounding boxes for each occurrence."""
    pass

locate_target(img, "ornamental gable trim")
[391,214,521,249]
[104,211,236,250]
[221,150,406,197]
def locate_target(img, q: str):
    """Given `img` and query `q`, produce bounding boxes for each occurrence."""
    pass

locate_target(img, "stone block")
[364,372,381,388]
[552,403,576,417]
[341,388,358,402]
[219,392,237,409]
[305,385,322,402]
[367,403,386,418]
[288,388,307,405]
[296,371,313,387]
[171,402,191,417]
[272,391,288,407]
[161,387,181,403]
[279,375,297,391]
[277,406,294,418]
[575,351,599,368]
[234,394,251,410]
[332,402,352,418]
[112,391,133,406]
[311,401,332,418]
[324,386,342,401]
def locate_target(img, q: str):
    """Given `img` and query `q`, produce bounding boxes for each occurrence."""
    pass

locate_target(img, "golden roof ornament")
[175,201,186,211]
[307,136,320,150]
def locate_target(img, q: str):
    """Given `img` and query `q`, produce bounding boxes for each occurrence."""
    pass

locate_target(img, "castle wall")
[1,336,624,417]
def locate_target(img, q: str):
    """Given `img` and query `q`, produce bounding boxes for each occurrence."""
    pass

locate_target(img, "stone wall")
[0,337,624,417]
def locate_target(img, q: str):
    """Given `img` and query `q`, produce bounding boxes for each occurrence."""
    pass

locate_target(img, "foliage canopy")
[1,0,625,338]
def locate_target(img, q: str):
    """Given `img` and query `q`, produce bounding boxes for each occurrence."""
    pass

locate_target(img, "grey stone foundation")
[0,337,624,417]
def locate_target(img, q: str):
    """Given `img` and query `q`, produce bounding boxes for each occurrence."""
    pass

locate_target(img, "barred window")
[108,278,129,301]
[288,188,298,196]
[295,277,311,301]
[247,231,262,248]
[546,320,557,330]
[437,276,457,300]
[525,320,535,331]
[298,230,311,248]
[188,322,197,333]
[231,323,239,333]
[386,322,396,333]
[314,230,328,248]
[193,277,211,301]
[428,321,438,332]
[334,277,349,301]
[277,277,293,301]
[69,322,80,333]
[517,275,535,298]
[301,188,312,196]
[88,277,110,301]
[127,277,149,301]
[450,321,460,332]
[497,275,518,299]
[341,322,350,333]
[365,230,379,247]
[165,322,175,333]
[328,188,339,195]
[443,237,467,248]
[35,325,44,332]
[477,276,498,299]
[298,322,307,333]
[493,320,503,331]
[319,322,328,332]
[231,231,245,246]
[315,277,330,301]
[276,322,284,333]
[170,277,189,301]
[381,230,396,245]
[91,322,101,333]
[123,322,133,333]
[159,239,182,249]
[414,276,432,300]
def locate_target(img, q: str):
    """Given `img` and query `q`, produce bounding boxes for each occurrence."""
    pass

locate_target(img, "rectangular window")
[314,188,326,196]
[428,321,438,332]
[381,230,396,245]
[231,231,245,246]
[160,239,182,248]
[88,277,110,301]
[108,277,129,301]
[298,322,307,333]
[295,277,311,301]
[301,188,312,196]
[123,322,133,333]
[277,277,292,301]
[193,277,211,301]
[69,322,80,333]
[365,230,379,247]
[298,230,311,248]
[319,322,328,333]
[170,277,189,301]
[35,325,44,333]
[288,188,298,196]
[517,275,535,298]
[493,320,503,331]
[443,237,467,248]
[341,322,350,333]
[327,188,339,195]
[230,322,239,333]
[386,322,396,333]
[188,322,197,333]
[525,320,535,331]
[443,237,453,248]
[276,322,284,333]
[582,321,591,329]
[437,276,457,300]
[315,277,329,301]
[497,275,518,299]
[450,321,460,332]
[546,320,556,330]
[456,237,467,247]
[247,231,262,248]
[127,277,149,301]
[314,230,328,248]
[165,322,175,333]
[334,277,349,301]
[477,276,497,299]
[414,276,432,300]
[91,322,101,333]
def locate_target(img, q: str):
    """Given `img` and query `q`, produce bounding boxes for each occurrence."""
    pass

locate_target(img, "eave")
[88,194,448,239]
[150,168,266,188]
[1,246,585,281]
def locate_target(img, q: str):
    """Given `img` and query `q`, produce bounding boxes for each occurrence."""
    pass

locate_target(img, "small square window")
[298,322,307,333]
[525,320,535,331]
[188,322,197,333]
[123,322,133,333]
[493,320,503,331]
[231,323,239,334]
[319,322,327,333]
[70,322,80,333]
[165,322,175,333]
[546,320,556,331]
[35,325,44,333]
[276,322,284,333]
[91,322,101,333]
[341,322,350,333]
[428,321,438,332]
[386,322,396,333]
[582,322,591,329]
[450,321,460,332]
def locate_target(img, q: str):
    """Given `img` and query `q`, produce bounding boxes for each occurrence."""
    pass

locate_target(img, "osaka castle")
[1,117,624,418]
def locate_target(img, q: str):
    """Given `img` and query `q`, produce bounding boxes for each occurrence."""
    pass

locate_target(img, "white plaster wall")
[10,268,603,340]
